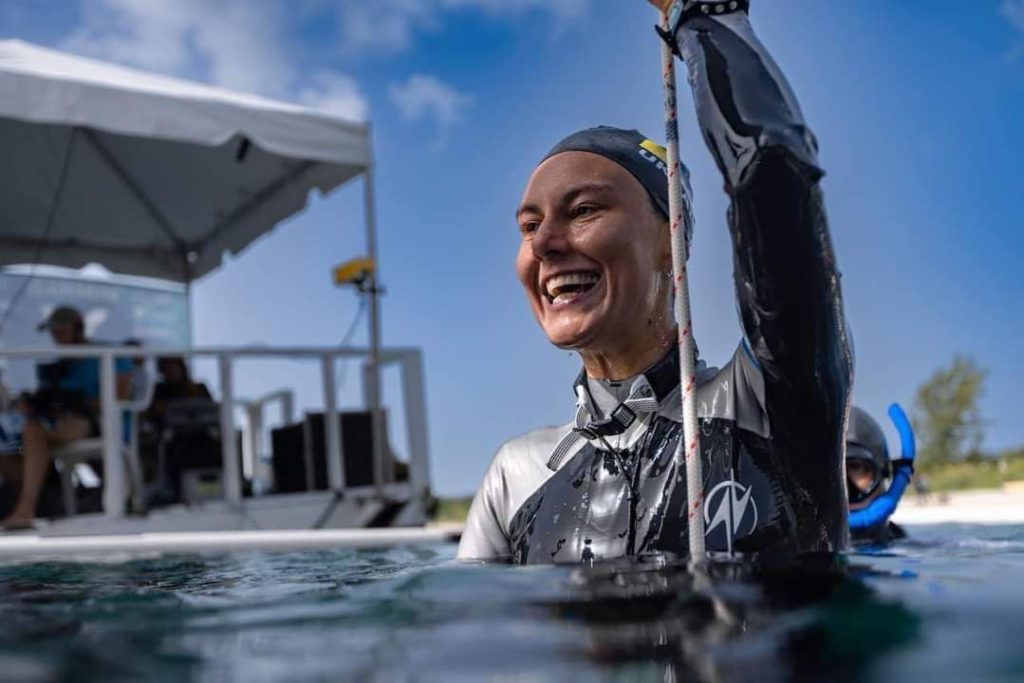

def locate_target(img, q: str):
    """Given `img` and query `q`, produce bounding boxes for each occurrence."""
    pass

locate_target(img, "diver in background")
[847,404,916,544]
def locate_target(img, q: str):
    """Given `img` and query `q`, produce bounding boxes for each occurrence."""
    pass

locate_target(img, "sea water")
[0,524,1021,682]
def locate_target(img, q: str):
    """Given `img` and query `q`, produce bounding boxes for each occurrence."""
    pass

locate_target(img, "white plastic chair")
[53,365,155,516]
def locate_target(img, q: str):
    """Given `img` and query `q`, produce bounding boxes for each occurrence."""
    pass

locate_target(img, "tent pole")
[183,277,196,386]
[185,279,194,348]
[363,166,386,496]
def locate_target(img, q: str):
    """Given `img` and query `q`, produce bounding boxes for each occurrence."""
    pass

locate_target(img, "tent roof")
[0,39,371,282]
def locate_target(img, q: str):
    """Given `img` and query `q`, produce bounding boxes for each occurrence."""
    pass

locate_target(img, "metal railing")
[0,345,431,519]
[239,389,295,492]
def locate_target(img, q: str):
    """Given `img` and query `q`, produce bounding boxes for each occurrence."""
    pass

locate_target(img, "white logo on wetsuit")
[703,480,758,553]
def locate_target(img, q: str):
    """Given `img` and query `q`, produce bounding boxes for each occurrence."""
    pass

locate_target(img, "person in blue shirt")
[1,306,132,528]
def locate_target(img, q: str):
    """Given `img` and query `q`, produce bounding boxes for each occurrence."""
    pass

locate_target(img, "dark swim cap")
[542,126,694,247]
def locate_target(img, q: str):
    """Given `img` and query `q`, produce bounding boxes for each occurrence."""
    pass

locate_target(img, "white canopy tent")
[0,40,392,509]
[0,39,374,282]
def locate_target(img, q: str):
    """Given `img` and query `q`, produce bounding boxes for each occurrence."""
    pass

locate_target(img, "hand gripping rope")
[660,9,706,559]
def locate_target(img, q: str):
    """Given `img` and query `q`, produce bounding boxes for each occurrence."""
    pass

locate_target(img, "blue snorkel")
[849,403,915,531]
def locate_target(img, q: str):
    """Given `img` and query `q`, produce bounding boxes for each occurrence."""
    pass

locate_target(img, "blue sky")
[2,1,1022,495]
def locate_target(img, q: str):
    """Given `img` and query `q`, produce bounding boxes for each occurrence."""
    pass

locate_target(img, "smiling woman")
[458,0,853,565]
[516,149,675,378]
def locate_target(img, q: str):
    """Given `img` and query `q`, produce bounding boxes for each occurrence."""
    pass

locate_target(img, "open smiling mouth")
[543,271,601,305]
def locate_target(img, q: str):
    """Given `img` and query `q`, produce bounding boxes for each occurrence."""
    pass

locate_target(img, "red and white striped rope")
[660,10,706,559]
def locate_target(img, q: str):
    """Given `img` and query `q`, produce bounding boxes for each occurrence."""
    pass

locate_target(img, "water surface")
[0,524,1021,681]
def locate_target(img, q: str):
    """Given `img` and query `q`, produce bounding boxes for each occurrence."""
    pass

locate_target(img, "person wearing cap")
[0,305,133,528]
[458,0,852,563]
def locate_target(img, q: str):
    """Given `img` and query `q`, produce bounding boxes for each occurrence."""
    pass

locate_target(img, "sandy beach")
[892,482,1024,525]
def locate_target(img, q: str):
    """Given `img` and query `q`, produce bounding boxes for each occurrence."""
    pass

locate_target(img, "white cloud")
[390,74,473,130]
[64,0,289,95]
[338,0,590,55]
[338,0,440,56]
[297,71,370,121]
[62,0,367,119]
[1003,0,1024,32]
[56,0,590,121]
[1001,0,1024,59]
[440,0,587,18]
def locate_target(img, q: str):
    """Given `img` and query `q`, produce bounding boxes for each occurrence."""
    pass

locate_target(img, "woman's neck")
[579,324,675,380]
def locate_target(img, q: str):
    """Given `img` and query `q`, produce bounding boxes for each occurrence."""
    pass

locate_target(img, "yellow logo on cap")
[639,139,668,163]
[638,138,668,175]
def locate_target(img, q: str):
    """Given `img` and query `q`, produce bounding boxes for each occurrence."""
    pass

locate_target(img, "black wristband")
[655,0,751,56]
[893,458,916,474]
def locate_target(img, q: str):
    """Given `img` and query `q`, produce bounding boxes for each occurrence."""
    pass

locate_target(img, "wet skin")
[515,151,674,380]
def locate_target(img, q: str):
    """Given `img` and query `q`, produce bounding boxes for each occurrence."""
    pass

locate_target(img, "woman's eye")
[520,221,539,235]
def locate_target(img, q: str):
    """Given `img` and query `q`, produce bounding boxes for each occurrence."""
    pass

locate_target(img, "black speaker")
[270,422,307,493]
[270,411,384,492]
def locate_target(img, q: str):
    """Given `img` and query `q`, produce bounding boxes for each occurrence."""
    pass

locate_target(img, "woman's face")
[515,152,670,354]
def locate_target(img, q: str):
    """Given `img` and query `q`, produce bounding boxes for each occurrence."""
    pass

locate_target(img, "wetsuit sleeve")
[674,12,853,532]
[457,453,512,561]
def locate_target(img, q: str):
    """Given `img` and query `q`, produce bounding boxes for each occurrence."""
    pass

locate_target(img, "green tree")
[912,355,986,468]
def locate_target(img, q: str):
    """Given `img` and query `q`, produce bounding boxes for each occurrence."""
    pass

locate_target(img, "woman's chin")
[542,320,602,351]
[545,333,588,350]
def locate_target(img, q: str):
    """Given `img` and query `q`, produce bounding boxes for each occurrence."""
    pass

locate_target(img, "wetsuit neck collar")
[549,347,685,471]
[573,345,681,409]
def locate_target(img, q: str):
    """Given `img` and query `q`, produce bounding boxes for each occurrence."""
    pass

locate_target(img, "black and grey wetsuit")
[459,10,853,563]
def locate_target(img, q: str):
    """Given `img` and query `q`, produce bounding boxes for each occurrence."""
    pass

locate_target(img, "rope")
[660,10,706,559]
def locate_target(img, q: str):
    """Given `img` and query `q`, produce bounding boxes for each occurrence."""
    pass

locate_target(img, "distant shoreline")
[893,484,1024,525]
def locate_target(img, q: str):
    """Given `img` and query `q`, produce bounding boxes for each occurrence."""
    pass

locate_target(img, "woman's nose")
[531,219,569,261]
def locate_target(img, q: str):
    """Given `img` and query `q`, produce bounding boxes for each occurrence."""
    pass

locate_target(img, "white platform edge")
[0,526,463,560]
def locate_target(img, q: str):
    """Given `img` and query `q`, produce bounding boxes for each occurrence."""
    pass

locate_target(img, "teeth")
[552,292,575,304]
[544,272,600,299]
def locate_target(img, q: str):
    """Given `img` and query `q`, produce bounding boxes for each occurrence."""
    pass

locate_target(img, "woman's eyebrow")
[516,182,617,220]
[516,203,540,221]
[560,182,616,206]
